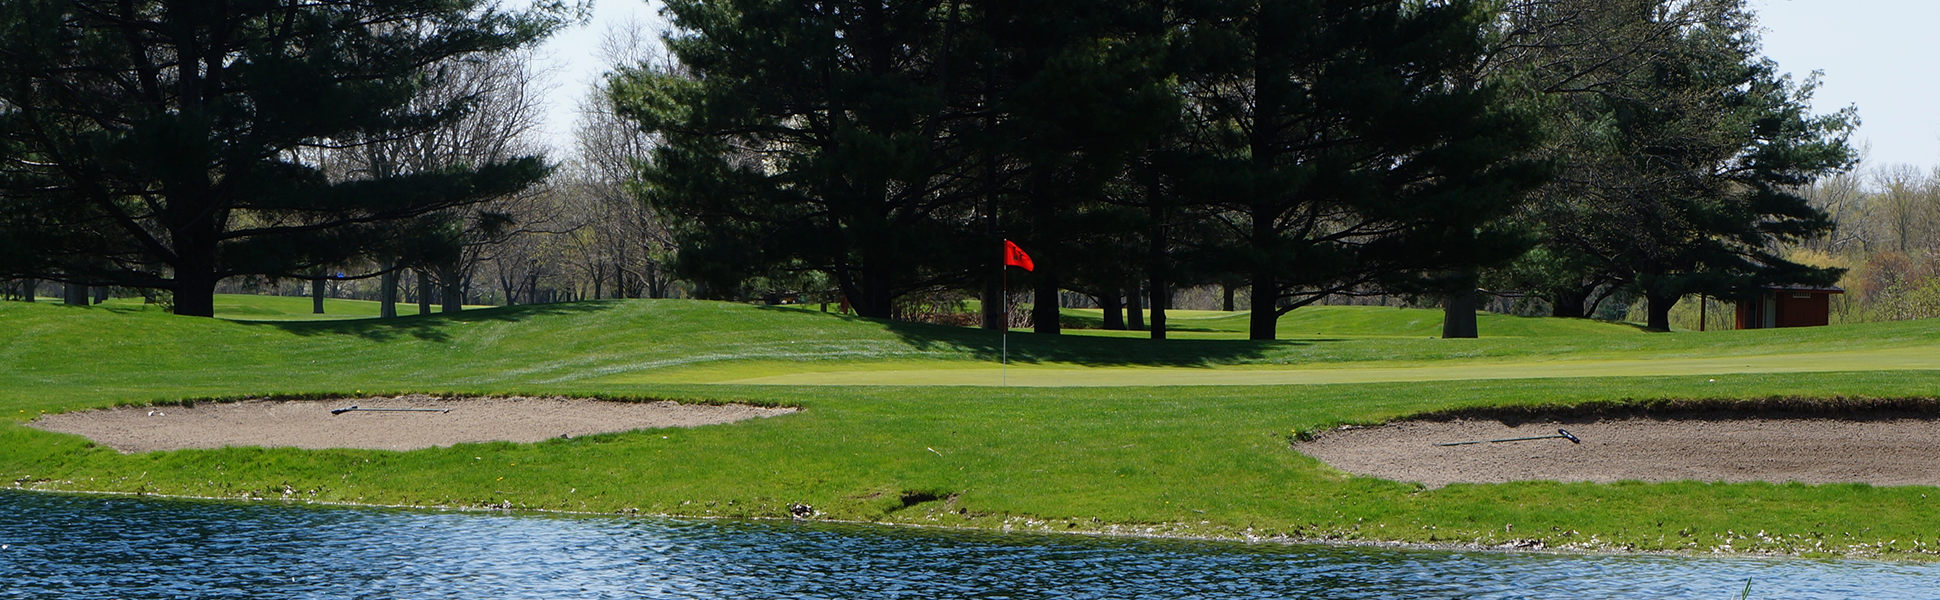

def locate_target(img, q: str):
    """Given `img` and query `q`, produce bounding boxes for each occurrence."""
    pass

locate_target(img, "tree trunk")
[311,278,325,314]
[1550,288,1589,318]
[441,264,463,313]
[849,261,895,319]
[1223,284,1236,312]
[644,261,664,299]
[380,260,398,318]
[1028,172,1059,334]
[1148,185,1168,340]
[1248,274,1277,340]
[1032,265,1060,335]
[163,182,222,317]
[1127,281,1144,331]
[63,282,86,306]
[417,270,433,315]
[171,262,219,318]
[1646,292,1678,331]
[1442,288,1478,339]
[1149,277,1167,340]
[91,286,107,304]
[21,278,34,302]
[1100,288,1125,330]
[980,89,1004,330]
[983,278,1006,330]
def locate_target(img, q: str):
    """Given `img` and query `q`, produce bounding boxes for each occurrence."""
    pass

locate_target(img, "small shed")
[1734,285,1843,329]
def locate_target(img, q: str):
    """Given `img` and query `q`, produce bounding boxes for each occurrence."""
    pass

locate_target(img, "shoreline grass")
[6,296,1940,560]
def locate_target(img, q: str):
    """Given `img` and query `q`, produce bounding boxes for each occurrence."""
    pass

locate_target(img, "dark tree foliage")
[1172,0,1549,340]
[0,0,565,316]
[619,0,1542,336]
[614,0,985,319]
[977,0,1177,335]
[1495,0,1854,330]
[1471,0,1708,322]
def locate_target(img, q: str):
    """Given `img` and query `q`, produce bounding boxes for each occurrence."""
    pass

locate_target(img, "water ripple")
[2,491,1935,599]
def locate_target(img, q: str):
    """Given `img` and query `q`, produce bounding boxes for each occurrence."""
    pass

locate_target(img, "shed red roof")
[1759,285,1844,294]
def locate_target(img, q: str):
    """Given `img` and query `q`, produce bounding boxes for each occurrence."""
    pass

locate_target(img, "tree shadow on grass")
[753,306,1308,368]
[247,302,616,343]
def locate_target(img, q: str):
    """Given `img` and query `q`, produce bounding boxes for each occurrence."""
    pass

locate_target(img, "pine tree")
[976,0,1176,335]
[615,0,983,319]
[1173,0,1548,340]
[1502,0,1855,330]
[0,0,564,316]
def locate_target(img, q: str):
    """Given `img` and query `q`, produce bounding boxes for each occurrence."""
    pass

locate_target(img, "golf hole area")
[1297,409,1940,488]
[30,395,798,453]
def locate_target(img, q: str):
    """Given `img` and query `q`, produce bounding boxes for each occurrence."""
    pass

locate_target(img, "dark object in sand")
[1436,428,1580,446]
[331,406,451,415]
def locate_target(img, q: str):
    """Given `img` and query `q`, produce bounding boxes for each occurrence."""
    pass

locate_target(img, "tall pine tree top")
[0,0,570,316]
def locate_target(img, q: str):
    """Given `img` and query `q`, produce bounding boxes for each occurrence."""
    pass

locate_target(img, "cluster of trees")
[613,0,1855,339]
[0,1,689,316]
[0,0,582,317]
[0,0,1858,340]
[1786,164,1940,323]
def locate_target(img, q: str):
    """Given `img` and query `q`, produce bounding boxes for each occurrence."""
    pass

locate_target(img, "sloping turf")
[707,346,1940,386]
[96,294,494,321]
[1057,305,1648,339]
[6,296,1936,403]
[7,295,1940,557]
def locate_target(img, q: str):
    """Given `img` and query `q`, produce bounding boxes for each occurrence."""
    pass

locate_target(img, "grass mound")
[9,296,1940,399]
[7,295,1940,558]
[98,294,496,321]
[1058,305,1647,338]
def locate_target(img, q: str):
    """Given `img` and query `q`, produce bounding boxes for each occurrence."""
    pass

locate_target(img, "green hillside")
[5,297,1936,408]
[97,294,493,321]
[6,295,1940,558]
[1058,305,1646,338]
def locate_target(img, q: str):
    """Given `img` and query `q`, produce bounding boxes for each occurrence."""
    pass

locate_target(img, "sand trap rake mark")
[330,406,451,415]
[1437,428,1580,447]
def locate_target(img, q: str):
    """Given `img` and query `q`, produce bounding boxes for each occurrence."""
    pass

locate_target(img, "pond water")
[3,490,1937,599]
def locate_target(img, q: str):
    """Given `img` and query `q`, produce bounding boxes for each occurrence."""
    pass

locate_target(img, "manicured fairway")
[700,345,1940,386]
[97,294,495,321]
[6,296,1940,559]
[1055,305,1650,339]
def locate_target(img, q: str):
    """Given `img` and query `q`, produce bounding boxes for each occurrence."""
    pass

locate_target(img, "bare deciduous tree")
[325,48,559,315]
[554,18,681,301]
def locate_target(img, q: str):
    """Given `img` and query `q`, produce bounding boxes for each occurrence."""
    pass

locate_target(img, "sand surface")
[1297,412,1940,487]
[30,395,797,453]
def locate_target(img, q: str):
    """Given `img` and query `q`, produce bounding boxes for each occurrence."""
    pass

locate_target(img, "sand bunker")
[1298,411,1940,488]
[30,395,797,453]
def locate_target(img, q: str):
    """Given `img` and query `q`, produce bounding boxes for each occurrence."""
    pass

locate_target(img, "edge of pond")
[10,484,1934,565]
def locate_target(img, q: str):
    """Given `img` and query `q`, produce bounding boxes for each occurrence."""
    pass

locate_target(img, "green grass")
[1056,305,1650,338]
[96,293,494,321]
[686,345,1940,386]
[5,295,1940,559]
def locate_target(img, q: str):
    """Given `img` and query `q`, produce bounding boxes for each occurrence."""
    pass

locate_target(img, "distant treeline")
[608,0,1855,338]
[0,0,1859,339]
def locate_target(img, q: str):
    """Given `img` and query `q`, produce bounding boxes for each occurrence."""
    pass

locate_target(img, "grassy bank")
[1053,305,1651,339]
[94,294,496,321]
[5,296,1940,558]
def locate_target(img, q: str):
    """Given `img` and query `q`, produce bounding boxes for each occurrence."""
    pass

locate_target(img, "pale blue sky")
[532,1,1939,171]
[533,0,662,156]
[1756,0,1940,170]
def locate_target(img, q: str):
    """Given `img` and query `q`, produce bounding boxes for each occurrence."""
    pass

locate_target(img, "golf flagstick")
[998,239,1033,387]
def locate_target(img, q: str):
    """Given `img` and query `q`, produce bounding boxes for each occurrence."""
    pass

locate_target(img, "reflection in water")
[1,490,1933,599]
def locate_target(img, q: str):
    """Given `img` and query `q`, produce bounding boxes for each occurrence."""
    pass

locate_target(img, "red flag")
[1002,239,1034,271]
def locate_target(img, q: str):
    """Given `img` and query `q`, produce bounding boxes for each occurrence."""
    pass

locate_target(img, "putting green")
[700,346,1940,386]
